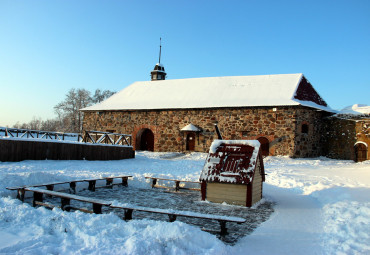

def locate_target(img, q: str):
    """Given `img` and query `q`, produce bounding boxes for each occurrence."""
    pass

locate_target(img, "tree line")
[12,88,115,133]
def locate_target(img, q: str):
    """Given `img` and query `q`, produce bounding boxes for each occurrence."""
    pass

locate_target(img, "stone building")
[322,105,370,162]
[82,64,338,158]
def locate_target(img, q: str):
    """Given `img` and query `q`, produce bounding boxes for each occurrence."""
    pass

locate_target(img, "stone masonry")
[82,105,330,158]
[322,116,370,160]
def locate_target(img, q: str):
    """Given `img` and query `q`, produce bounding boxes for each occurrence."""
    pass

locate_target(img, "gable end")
[294,76,327,107]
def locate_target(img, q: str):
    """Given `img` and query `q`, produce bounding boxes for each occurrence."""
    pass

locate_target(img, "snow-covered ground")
[0,152,369,254]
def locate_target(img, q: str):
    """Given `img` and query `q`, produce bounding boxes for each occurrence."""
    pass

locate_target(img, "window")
[302,123,309,134]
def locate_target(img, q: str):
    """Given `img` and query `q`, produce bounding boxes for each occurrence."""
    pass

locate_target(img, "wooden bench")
[25,187,112,214]
[110,203,246,235]
[145,177,200,191]
[81,175,131,192]
[6,175,132,201]
[13,187,246,236]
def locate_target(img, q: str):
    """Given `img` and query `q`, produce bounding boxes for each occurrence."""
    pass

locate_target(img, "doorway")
[136,128,154,151]
[186,133,196,151]
[355,143,367,162]
[257,137,270,156]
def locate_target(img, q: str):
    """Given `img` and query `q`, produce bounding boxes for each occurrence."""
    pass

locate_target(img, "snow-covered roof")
[82,73,334,112]
[199,140,264,185]
[337,104,370,115]
[180,124,201,132]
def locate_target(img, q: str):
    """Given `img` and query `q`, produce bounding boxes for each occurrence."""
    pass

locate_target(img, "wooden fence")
[82,130,132,147]
[0,128,134,162]
[0,139,134,162]
[0,127,81,141]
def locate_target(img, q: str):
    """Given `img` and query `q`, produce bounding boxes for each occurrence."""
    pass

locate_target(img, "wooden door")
[186,133,195,151]
[257,137,270,156]
[355,143,367,162]
[139,129,154,151]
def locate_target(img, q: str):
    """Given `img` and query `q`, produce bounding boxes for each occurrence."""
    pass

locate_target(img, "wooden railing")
[0,128,132,147]
[0,127,81,141]
[82,130,132,147]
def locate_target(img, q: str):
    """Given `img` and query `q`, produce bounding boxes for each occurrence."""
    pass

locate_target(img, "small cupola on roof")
[151,63,166,81]
[151,38,167,81]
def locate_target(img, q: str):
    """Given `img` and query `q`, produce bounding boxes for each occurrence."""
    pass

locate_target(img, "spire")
[151,38,167,81]
[159,37,162,64]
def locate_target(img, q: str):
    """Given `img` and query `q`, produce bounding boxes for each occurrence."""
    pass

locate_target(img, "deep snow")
[0,152,369,254]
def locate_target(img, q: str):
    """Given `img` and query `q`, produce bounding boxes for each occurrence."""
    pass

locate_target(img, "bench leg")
[61,198,71,211]
[92,203,102,214]
[168,214,177,222]
[88,180,96,191]
[17,188,25,202]
[151,178,157,188]
[33,192,43,207]
[124,209,133,220]
[106,178,113,188]
[175,181,180,192]
[122,177,128,187]
[46,185,54,198]
[219,220,228,235]
[69,182,76,194]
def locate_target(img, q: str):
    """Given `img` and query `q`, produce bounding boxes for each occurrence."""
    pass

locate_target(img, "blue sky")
[0,0,369,126]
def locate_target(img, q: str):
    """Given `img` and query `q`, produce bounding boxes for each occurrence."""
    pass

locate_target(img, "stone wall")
[322,116,370,160]
[293,107,329,158]
[83,106,327,157]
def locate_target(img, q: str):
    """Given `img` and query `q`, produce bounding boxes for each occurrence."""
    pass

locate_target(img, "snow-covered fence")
[0,128,132,147]
[82,130,132,147]
[0,127,81,142]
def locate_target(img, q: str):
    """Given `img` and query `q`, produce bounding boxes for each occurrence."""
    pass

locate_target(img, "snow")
[200,140,261,184]
[0,152,369,254]
[110,201,246,222]
[180,124,201,132]
[209,140,260,153]
[0,136,132,148]
[337,104,370,115]
[81,74,333,112]
[0,128,80,142]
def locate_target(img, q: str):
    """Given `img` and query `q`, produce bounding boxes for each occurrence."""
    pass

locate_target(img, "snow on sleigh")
[200,140,265,207]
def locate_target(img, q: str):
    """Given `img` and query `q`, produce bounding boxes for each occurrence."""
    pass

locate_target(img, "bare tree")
[54,88,92,133]
[92,89,115,104]
[28,117,43,130]
[9,88,114,133]
[40,119,60,131]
